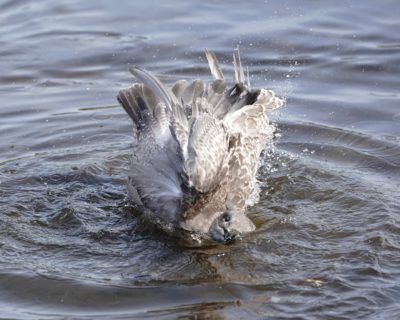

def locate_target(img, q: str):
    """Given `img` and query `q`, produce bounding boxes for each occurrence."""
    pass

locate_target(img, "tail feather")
[203,49,259,119]
[205,48,224,80]
[232,48,249,85]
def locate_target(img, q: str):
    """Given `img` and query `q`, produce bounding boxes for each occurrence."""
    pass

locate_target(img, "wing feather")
[129,66,178,110]
[172,80,189,100]
[186,113,229,193]
[181,79,205,106]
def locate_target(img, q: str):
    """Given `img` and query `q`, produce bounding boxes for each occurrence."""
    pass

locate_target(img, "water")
[1,0,400,319]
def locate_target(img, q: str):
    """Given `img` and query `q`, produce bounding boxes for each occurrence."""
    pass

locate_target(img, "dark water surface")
[1,1,400,319]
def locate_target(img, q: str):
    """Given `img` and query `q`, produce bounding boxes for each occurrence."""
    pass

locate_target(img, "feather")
[117,84,169,141]
[172,80,189,100]
[129,66,190,162]
[236,48,245,84]
[129,66,178,110]
[181,79,205,106]
[233,53,239,83]
[130,149,184,224]
[232,48,246,84]
[186,113,229,193]
[117,49,283,244]
[204,48,224,80]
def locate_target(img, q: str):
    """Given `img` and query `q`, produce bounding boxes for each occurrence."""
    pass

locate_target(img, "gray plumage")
[117,49,283,245]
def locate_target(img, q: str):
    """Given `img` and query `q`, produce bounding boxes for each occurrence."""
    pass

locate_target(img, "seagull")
[117,49,283,245]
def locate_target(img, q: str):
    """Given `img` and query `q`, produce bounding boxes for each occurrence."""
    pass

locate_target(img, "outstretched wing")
[224,89,283,210]
[128,146,185,225]
[117,83,170,142]
[128,67,190,154]
[117,72,190,224]
[225,89,283,137]
[174,50,281,195]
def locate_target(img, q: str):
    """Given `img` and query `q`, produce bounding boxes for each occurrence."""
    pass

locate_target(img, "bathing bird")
[117,49,283,245]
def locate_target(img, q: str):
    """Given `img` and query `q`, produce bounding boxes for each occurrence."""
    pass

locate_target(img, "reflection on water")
[1,0,400,319]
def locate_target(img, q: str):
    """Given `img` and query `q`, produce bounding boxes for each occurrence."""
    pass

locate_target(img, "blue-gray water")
[1,1,400,319]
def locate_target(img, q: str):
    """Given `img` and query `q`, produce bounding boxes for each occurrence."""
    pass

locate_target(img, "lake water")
[1,1,399,319]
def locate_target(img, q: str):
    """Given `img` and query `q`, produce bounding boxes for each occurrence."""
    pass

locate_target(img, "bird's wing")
[129,146,184,225]
[225,89,282,137]
[129,66,178,111]
[223,89,283,210]
[117,71,191,223]
[185,113,230,194]
[172,80,189,101]
[117,83,170,142]
[126,67,190,156]
[181,79,205,107]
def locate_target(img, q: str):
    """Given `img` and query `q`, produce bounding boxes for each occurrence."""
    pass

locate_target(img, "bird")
[117,49,283,245]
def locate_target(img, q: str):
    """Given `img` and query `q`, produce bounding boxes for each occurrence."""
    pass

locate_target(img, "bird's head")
[208,210,255,243]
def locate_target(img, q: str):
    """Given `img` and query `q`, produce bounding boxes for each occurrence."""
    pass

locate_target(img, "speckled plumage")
[117,49,283,245]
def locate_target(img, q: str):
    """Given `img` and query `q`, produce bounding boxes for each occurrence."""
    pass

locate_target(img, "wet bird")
[117,49,283,245]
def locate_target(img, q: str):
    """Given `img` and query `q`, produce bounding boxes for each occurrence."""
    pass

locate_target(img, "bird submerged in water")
[117,49,283,245]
